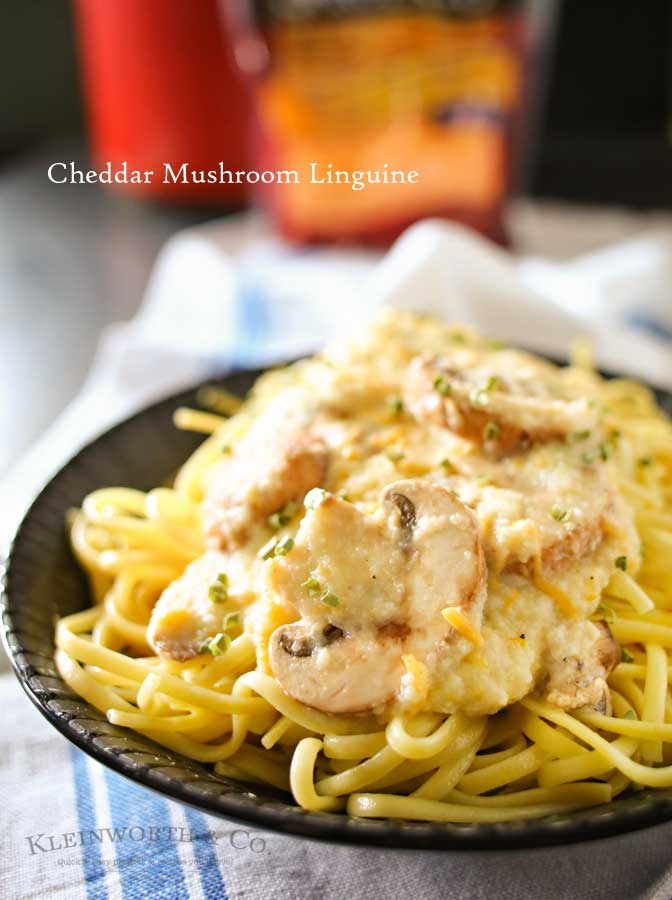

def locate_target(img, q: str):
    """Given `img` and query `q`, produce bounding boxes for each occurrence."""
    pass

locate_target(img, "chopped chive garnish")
[433,375,452,397]
[638,456,652,467]
[208,587,226,603]
[274,537,294,557]
[339,492,352,502]
[267,500,299,531]
[487,338,506,350]
[387,396,404,415]
[305,488,328,510]
[449,332,466,344]
[440,458,455,472]
[551,506,569,522]
[474,475,491,487]
[223,612,240,630]
[483,421,500,441]
[387,449,405,463]
[302,577,321,594]
[568,429,591,445]
[220,444,232,455]
[598,443,609,461]
[622,709,636,720]
[621,647,634,663]
[208,632,231,657]
[485,375,500,392]
[208,572,229,603]
[320,591,341,608]
[615,556,628,572]
[200,632,231,656]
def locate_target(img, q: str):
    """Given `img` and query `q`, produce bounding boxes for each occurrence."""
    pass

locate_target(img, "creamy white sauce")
[187,311,640,717]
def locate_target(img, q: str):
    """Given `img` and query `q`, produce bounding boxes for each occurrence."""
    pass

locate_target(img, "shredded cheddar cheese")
[532,574,575,618]
[442,607,483,646]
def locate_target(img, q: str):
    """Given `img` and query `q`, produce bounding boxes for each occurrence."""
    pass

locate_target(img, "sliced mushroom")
[266,479,487,714]
[404,354,597,456]
[447,442,615,576]
[202,391,329,549]
[378,479,487,650]
[269,623,406,714]
[266,491,407,636]
[148,551,241,661]
[538,520,605,574]
[539,620,619,713]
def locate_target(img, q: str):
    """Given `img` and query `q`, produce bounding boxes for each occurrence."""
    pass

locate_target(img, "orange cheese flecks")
[442,607,483,646]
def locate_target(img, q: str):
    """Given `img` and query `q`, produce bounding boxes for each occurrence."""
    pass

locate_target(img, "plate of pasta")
[3,309,672,849]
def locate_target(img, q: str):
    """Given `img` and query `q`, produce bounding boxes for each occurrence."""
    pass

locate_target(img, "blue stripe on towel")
[234,276,271,368]
[69,746,109,900]
[103,768,191,900]
[182,806,229,900]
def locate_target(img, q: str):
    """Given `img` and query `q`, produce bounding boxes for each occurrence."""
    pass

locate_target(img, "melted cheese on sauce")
[216,311,639,717]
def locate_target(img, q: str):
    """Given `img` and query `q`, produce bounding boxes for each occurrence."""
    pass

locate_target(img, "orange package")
[230,1,548,245]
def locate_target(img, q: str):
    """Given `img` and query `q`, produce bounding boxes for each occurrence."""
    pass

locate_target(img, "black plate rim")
[3,369,672,850]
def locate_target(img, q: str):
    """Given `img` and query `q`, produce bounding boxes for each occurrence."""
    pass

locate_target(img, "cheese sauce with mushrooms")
[148,311,639,719]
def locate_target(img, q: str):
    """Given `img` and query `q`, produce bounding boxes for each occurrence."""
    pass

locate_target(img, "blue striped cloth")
[69,747,229,900]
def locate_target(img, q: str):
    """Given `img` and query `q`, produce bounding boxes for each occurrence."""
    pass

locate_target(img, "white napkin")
[2,217,671,551]
[2,217,672,900]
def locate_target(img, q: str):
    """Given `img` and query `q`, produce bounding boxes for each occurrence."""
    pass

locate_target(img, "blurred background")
[1,0,671,477]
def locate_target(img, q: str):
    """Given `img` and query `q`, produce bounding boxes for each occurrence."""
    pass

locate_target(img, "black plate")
[3,367,672,850]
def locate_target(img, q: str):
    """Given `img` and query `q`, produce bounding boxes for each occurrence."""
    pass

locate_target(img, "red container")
[73,0,251,205]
